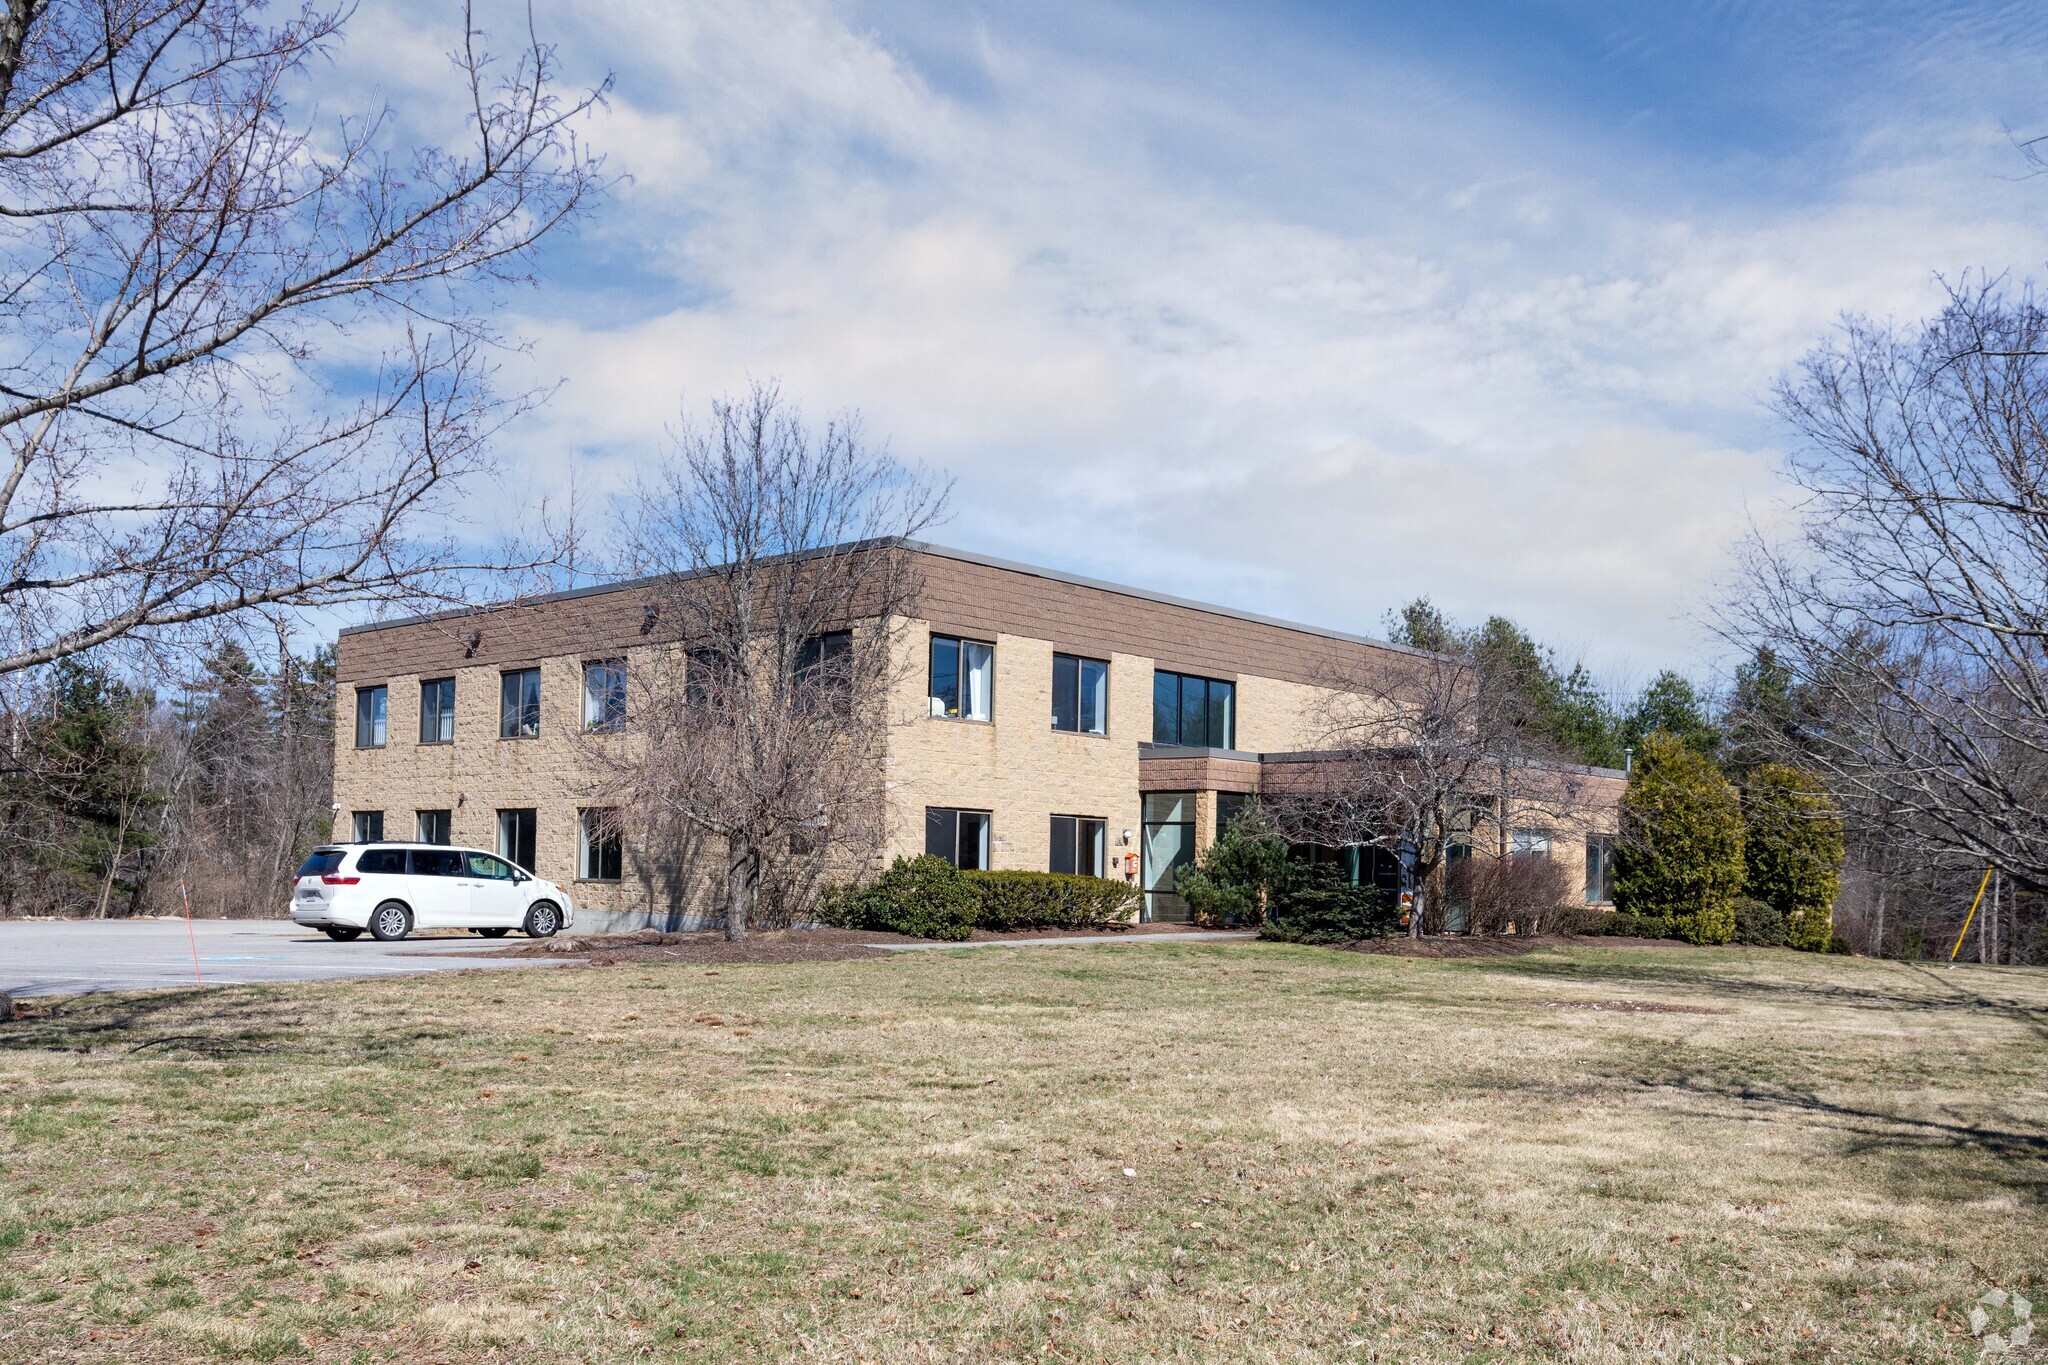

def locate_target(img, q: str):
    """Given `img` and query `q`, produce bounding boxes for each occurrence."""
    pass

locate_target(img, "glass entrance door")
[1142,792,1195,923]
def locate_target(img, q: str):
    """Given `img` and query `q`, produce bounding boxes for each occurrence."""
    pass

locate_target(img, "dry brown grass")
[0,941,2043,1362]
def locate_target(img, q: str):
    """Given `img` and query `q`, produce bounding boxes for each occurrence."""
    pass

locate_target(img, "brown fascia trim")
[335,539,1436,661]
[1142,741,1626,782]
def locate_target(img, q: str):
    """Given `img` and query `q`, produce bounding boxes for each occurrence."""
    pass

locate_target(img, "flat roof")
[337,539,1430,660]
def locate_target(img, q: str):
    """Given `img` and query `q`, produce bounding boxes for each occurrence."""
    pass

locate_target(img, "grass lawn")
[1,941,2043,1362]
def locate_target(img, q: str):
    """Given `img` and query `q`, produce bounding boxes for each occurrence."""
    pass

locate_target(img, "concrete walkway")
[0,918,549,998]
[872,930,1255,951]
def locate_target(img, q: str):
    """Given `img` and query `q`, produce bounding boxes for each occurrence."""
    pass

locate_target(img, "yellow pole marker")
[1948,865,1995,967]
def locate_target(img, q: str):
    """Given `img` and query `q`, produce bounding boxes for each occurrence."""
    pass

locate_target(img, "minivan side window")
[356,848,406,875]
[466,852,517,881]
[409,848,465,877]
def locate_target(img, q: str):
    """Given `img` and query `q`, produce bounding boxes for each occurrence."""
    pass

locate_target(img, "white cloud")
[327,0,2048,674]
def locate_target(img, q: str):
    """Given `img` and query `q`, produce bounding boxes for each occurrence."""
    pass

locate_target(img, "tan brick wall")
[331,648,670,916]
[882,624,1149,878]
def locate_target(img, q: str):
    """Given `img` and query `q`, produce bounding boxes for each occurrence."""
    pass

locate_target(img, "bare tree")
[1723,279,2048,892]
[590,384,948,940]
[0,0,605,676]
[1263,642,1591,939]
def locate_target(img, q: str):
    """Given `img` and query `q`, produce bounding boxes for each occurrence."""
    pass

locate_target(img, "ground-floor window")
[579,809,623,881]
[416,809,452,845]
[1141,792,1195,921]
[1585,834,1615,904]
[1511,828,1552,859]
[497,807,537,873]
[1049,815,1107,876]
[351,810,384,842]
[925,807,990,870]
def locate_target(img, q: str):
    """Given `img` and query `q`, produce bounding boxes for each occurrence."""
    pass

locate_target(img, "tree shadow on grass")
[0,986,450,1060]
[1642,1073,2048,1204]
[1471,953,2048,1041]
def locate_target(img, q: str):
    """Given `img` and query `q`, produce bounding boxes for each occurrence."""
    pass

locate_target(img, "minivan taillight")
[321,874,361,886]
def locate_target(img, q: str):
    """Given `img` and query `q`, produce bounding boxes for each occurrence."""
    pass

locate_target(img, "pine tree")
[1622,672,1720,762]
[1742,764,1844,952]
[1614,731,1744,943]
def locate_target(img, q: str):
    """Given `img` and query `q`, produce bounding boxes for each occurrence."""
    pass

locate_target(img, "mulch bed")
[489,921,1224,966]
[1338,933,1695,959]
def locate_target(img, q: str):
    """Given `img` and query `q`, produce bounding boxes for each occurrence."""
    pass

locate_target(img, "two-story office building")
[333,543,1625,929]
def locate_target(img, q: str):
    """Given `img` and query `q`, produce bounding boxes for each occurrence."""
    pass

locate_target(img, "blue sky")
[344,0,2048,684]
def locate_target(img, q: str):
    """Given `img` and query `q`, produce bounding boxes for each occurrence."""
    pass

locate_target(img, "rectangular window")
[1151,671,1235,748]
[928,634,993,721]
[351,810,384,842]
[1049,815,1108,876]
[1585,834,1615,904]
[582,659,627,732]
[795,631,853,714]
[418,677,455,744]
[1216,791,1252,836]
[579,809,623,881]
[1051,654,1109,734]
[496,807,537,873]
[924,806,991,870]
[499,668,541,739]
[409,846,464,877]
[1511,829,1552,859]
[356,847,406,874]
[416,809,452,845]
[354,686,388,748]
[685,648,728,709]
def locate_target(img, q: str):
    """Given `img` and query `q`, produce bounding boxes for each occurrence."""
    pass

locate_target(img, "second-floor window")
[1512,829,1553,859]
[795,631,853,714]
[930,634,993,721]
[353,686,387,748]
[1152,670,1234,748]
[583,659,627,731]
[419,678,455,744]
[1051,654,1108,734]
[500,667,541,739]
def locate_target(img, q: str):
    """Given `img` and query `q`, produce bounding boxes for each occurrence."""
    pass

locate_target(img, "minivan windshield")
[296,850,344,878]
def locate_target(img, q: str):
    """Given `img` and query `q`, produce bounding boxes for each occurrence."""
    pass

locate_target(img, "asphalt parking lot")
[0,918,553,998]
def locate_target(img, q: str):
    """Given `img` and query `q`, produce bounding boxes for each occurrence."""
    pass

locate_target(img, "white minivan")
[290,842,574,942]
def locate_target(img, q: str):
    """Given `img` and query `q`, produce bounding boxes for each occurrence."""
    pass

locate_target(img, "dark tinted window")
[1152,671,1234,748]
[409,848,465,877]
[356,848,406,875]
[419,677,455,743]
[296,850,344,878]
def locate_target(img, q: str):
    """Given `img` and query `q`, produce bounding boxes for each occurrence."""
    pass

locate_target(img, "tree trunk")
[725,834,753,942]
[1409,886,1425,940]
[95,806,130,919]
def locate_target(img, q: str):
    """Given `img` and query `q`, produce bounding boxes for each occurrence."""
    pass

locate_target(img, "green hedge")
[1591,910,1679,940]
[964,870,1140,931]
[818,856,1139,940]
[1732,896,1786,946]
[1258,862,1400,945]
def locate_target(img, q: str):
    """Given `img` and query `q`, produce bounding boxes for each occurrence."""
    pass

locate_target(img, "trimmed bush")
[819,859,1140,940]
[1732,896,1786,947]
[1593,911,1677,939]
[818,855,979,940]
[1742,763,1844,953]
[963,870,1139,931]
[1614,731,1744,944]
[1259,861,1399,944]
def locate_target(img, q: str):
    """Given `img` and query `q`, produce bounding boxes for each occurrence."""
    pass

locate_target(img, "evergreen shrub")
[1732,896,1787,947]
[1258,861,1399,944]
[963,870,1139,930]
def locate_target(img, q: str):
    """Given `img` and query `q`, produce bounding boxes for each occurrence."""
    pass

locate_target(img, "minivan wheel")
[323,927,363,942]
[368,902,413,942]
[523,902,561,938]
[474,927,510,938]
